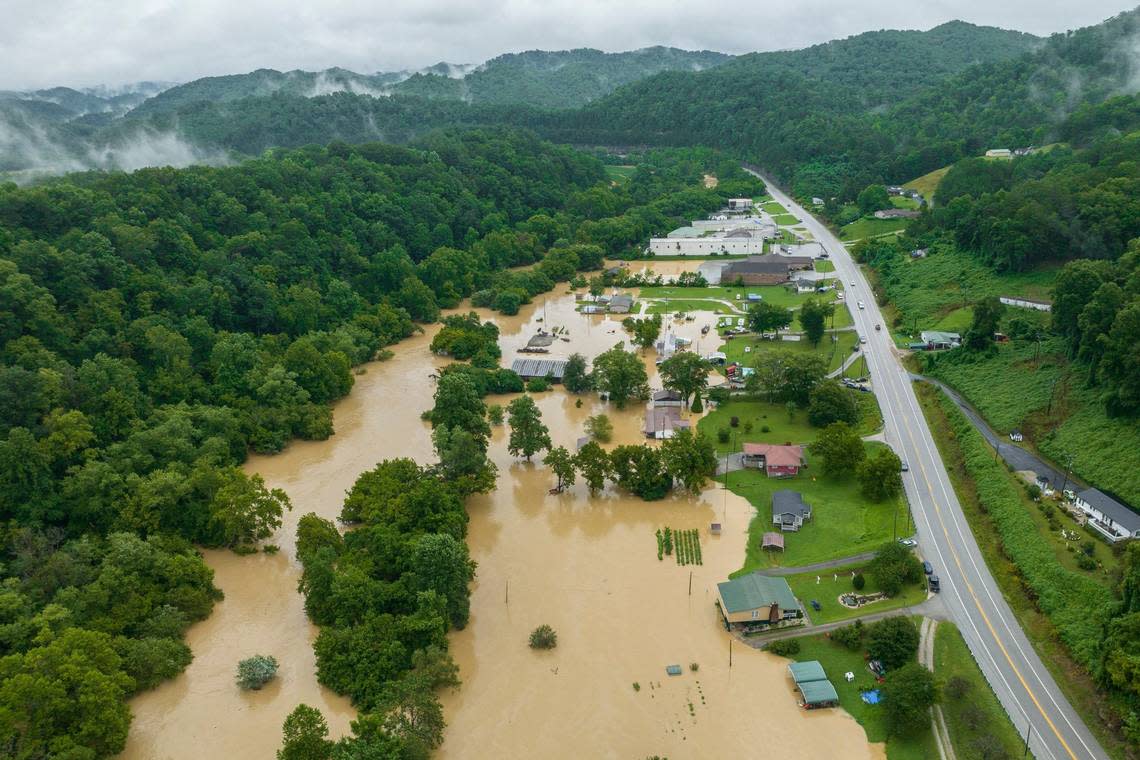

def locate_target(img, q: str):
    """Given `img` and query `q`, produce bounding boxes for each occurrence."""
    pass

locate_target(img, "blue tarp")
[861,689,881,705]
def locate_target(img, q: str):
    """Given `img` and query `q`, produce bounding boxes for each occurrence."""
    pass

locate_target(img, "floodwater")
[121,272,882,759]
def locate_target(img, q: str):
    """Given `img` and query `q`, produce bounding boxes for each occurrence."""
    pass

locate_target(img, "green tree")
[609,444,672,500]
[798,298,835,346]
[592,343,649,409]
[429,372,490,447]
[880,662,938,736]
[660,352,710,405]
[857,448,903,501]
[279,704,334,760]
[432,425,496,493]
[208,469,291,549]
[544,445,577,492]
[625,314,662,350]
[237,654,279,690]
[808,422,865,477]
[411,533,476,629]
[964,296,1004,351]
[746,302,793,334]
[507,395,551,461]
[868,542,924,597]
[562,353,591,393]
[807,381,859,427]
[573,441,612,496]
[857,184,892,215]
[661,429,718,493]
[867,617,921,671]
[584,413,613,443]
[371,672,448,754]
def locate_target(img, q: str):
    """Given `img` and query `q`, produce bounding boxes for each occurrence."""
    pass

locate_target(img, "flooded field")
[121,270,881,759]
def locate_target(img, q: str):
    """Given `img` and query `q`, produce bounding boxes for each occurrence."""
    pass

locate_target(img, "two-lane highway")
[748,170,1108,760]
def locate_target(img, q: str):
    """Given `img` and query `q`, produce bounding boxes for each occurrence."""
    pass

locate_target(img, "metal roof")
[797,679,839,705]
[510,358,569,379]
[1078,488,1140,530]
[717,573,798,614]
[788,660,828,684]
[772,490,809,520]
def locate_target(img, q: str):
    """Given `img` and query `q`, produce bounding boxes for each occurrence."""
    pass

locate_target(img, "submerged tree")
[507,395,551,461]
[544,446,577,492]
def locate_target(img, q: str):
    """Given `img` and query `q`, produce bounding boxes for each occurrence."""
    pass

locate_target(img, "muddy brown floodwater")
[121,271,883,760]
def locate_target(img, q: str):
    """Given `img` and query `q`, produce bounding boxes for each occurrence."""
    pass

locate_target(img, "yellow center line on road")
[899,408,1079,760]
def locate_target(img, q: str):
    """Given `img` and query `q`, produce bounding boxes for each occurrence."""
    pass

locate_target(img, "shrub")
[760,424,770,433]
[585,414,613,443]
[852,573,866,590]
[526,377,551,392]
[831,620,865,650]
[730,416,740,428]
[690,662,700,672]
[633,682,641,691]
[1077,554,1097,571]
[717,427,730,443]
[529,624,558,649]
[236,654,279,690]
[944,675,972,701]
[487,404,505,425]
[743,421,753,433]
[766,639,801,656]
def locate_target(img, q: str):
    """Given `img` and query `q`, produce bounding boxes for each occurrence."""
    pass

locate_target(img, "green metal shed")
[787,660,828,684]
[797,679,839,707]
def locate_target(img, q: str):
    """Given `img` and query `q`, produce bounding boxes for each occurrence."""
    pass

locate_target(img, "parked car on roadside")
[929,576,941,593]
[900,461,909,472]
[898,538,917,548]
[922,560,933,575]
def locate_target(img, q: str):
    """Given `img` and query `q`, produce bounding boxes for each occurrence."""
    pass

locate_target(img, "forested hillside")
[0,132,758,757]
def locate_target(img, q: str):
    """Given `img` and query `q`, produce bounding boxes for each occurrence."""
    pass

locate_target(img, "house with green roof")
[715,573,801,628]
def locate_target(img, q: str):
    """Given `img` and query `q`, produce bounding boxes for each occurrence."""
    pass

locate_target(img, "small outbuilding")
[510,358,569,381]
[761,532,785,551]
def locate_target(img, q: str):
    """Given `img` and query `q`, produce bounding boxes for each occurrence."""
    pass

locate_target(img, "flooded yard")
[121,272,881,759]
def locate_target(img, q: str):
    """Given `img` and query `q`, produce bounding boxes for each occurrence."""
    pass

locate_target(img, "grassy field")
[839,216,910,241]
[923,337,1140,507]
[871,250,1056,333]
[915,383,1129,759]
[761,200,788,215]
[699,399,819,450]
[903,166,950,200]
[725,443,909,573]
[814,259,836,273]
[604,165,636,183]
[889,195,921,210]
[934,622,1031,759]
[721,329,859,372]
[779,632,938,760]
[638,284,811,309]
[643,298,737,316]
[785,561,928,625]
[772,213,800,226]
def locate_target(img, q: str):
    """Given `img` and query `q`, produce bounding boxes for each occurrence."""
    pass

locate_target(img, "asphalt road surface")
[747,170,1108,760]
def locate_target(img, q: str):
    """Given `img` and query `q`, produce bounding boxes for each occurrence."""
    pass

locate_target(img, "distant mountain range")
[3,13,1136,181]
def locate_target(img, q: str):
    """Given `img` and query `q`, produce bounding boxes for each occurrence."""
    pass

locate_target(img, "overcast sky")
[2,0,1135,91]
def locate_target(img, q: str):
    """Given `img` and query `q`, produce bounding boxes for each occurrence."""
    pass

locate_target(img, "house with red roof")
[741,443,804,478]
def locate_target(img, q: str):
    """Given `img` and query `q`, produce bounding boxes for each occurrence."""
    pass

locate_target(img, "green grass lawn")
[761,200,788,215]
[839,216,910,241]
[785,561,928,624]
[772,213,800,226]
[929,306,973,334]
[779,632,938,760]
[639,284,808,308]
[904,166,950,200]
[935,622,1031,759]
[889,195,921,210]
[853,390,883,436]
[724,443,910,573]
[604,165,636,183]
[721,330,858,372]
[699,400,820,450]
[814,259,836,273]
[643,298,738,316]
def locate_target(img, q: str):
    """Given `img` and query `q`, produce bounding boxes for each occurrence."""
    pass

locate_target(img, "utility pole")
[1046,377,1060,415]
[1059,453,1075,496]
[689,571,693,596]
[1023,718,1033,758]
[505,580,509,606]
[729,638,733,668]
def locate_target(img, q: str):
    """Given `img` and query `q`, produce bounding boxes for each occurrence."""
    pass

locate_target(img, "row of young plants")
[673,528,702,566]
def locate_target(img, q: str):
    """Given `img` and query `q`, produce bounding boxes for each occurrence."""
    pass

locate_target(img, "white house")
[1074,489,1140,543]
[985,148,1012,159]
[999,296,1052,312]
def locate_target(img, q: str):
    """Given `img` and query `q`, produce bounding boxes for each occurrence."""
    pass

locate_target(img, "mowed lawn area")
[934,622,1029,760]
[777,630,938,760]
[814,259,836,273]
[839,216,909,241]
[699,393,882,453]
[604,165,636,183]
[643,298,738,316]
[640,284,819,310]
[904,165,950,200]
[772,213,800,226]
[721,329,859,372]
[760,200,788,215]
[725,443,908,573]
[785,561,928,625]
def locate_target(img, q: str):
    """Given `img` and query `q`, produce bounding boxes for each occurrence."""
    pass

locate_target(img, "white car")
[857,301,865,310]
[898,538,917,548]
[859,335,867,344]
[850,280,856,286]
